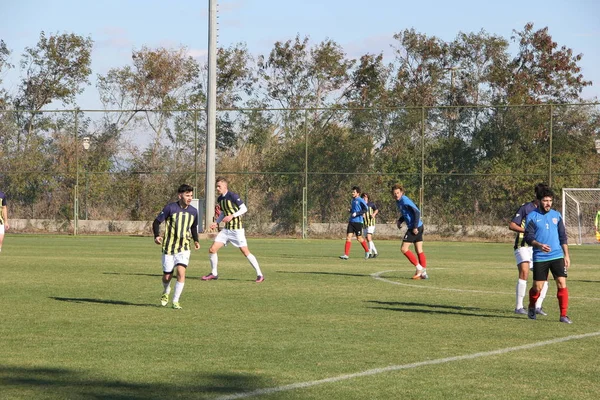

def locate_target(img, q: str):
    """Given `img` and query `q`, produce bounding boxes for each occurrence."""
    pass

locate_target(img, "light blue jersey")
[396,195,423,229]
[524,208,567,262]
[349,196,368,223]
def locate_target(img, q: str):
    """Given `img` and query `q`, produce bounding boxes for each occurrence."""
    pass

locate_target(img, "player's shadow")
[277,270,371,278]
[103,272,161,278]
[50,297,156,307]
[365,300,515,319]
[569,279,600,283]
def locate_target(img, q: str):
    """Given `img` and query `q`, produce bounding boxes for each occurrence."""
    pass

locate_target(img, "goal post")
[562,188,600,245]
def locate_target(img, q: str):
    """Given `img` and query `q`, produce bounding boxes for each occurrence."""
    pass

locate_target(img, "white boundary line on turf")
[371,270,600,300]
[214,331,600,400]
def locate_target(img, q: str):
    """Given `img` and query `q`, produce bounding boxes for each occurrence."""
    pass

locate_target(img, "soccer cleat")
[535,308,548,316]
[364,252,370,260]
[411,274,422,280]
[527,307,536,320]
[371,253,378,258]
[160,294,169,307]
[559,316,573,324]
[255,275,264,283]
[514,308,527,315]
[421,271,429,279]
[339,255,349,260]
[201,273,219,281]
[172,302,182,310]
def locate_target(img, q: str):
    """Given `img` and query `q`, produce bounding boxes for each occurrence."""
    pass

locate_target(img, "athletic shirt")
[0,191,6,225]
[395,195,423,229]
[511,201,537,249]
[524,208,568,262]
[155,202,199,255]
[363,201,378,227]
[349,196,368,223]
[218,191,244,230]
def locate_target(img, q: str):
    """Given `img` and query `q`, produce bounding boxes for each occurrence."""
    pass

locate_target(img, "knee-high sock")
[360,240,369,252]
[162,280,171,295]
[209,253,218,276]
[535,280,549,309]
[557,287,569,317]
[344,241,351,256]
[172,281,185,303]
[528,286,541,309]
[516,279,527,309]
[403,250,418,266]
[370,241,377,254]
[247,253,263,276]
[417,252,427,268]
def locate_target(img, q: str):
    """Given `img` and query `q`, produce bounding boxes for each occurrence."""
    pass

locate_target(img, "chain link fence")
[1,103,599,238]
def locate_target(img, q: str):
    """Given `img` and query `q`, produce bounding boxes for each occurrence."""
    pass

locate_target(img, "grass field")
[1,235,599,399]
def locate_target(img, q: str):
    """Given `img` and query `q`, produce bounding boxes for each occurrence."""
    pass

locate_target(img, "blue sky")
[1,0,598,109]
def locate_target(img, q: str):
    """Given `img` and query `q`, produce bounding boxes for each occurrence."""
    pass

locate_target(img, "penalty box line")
[215,331,600,400]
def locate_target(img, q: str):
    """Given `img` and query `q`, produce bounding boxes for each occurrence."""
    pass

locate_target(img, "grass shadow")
[277,270,371,278]
[50,297,157,307]
[365,300,516,319]
[0,365,268,399]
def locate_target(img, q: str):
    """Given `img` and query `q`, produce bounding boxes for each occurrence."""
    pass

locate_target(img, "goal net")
[562,188,600,245]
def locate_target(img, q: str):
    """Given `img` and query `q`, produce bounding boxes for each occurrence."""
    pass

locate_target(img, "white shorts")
[514,247,533,269]
[215,228,248,248]
[363,226,375,235]
[0,225,4,234]
[162,250,191,274]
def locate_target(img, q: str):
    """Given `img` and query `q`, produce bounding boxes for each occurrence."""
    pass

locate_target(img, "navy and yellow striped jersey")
[363,201,378,227]
[511,201,537,249]
[154,202,199,255]
[0,191,6,225]
[218,191,244,230]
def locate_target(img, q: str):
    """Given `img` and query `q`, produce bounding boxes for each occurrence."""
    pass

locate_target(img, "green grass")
[1,235,599,399]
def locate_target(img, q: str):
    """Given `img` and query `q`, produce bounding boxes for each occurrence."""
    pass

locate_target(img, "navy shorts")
[347,222,364,236]
[403,225,424,243]
[532,258,567,281]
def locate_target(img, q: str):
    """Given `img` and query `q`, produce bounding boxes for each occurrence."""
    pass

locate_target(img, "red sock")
[528,286,540,309]
[360,240,369,252]
[403,250,418,266]
[557,287,569,317]
[417,252,427,268]
[344,241,351,256]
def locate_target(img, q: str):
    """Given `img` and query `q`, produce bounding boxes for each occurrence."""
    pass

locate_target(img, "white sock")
[536,280,549,309]
[516,279,527,309]
[209,253,218,276]
[172,281,185,303]
[162,281,171,295]
[371,242,377,254]
[416,264,424,271]
[247,253,262,276]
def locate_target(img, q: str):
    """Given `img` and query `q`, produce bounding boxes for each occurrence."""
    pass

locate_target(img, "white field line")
[371,270,600,300]
[214,331,600,400]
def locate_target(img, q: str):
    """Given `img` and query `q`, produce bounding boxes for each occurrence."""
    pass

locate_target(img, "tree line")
[0,23,599,233]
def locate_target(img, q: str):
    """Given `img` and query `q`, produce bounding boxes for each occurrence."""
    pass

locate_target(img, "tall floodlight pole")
[205,0,218,232]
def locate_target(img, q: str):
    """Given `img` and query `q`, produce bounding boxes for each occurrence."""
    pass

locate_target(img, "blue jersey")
[511,201,537,249]
[396,195,423,229]
[155,202,199,255]
[349,196,368,223]
[524,208,567,262]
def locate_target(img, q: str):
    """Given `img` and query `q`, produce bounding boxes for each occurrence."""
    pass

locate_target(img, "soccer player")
[509,183,549,315]
[392,184,428,279]
[524,187,572,324]
[201,176,264,282]
[339,186,371,260]
[152,184,200,309]
[0,190,7,252]
[361,192,379,258]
